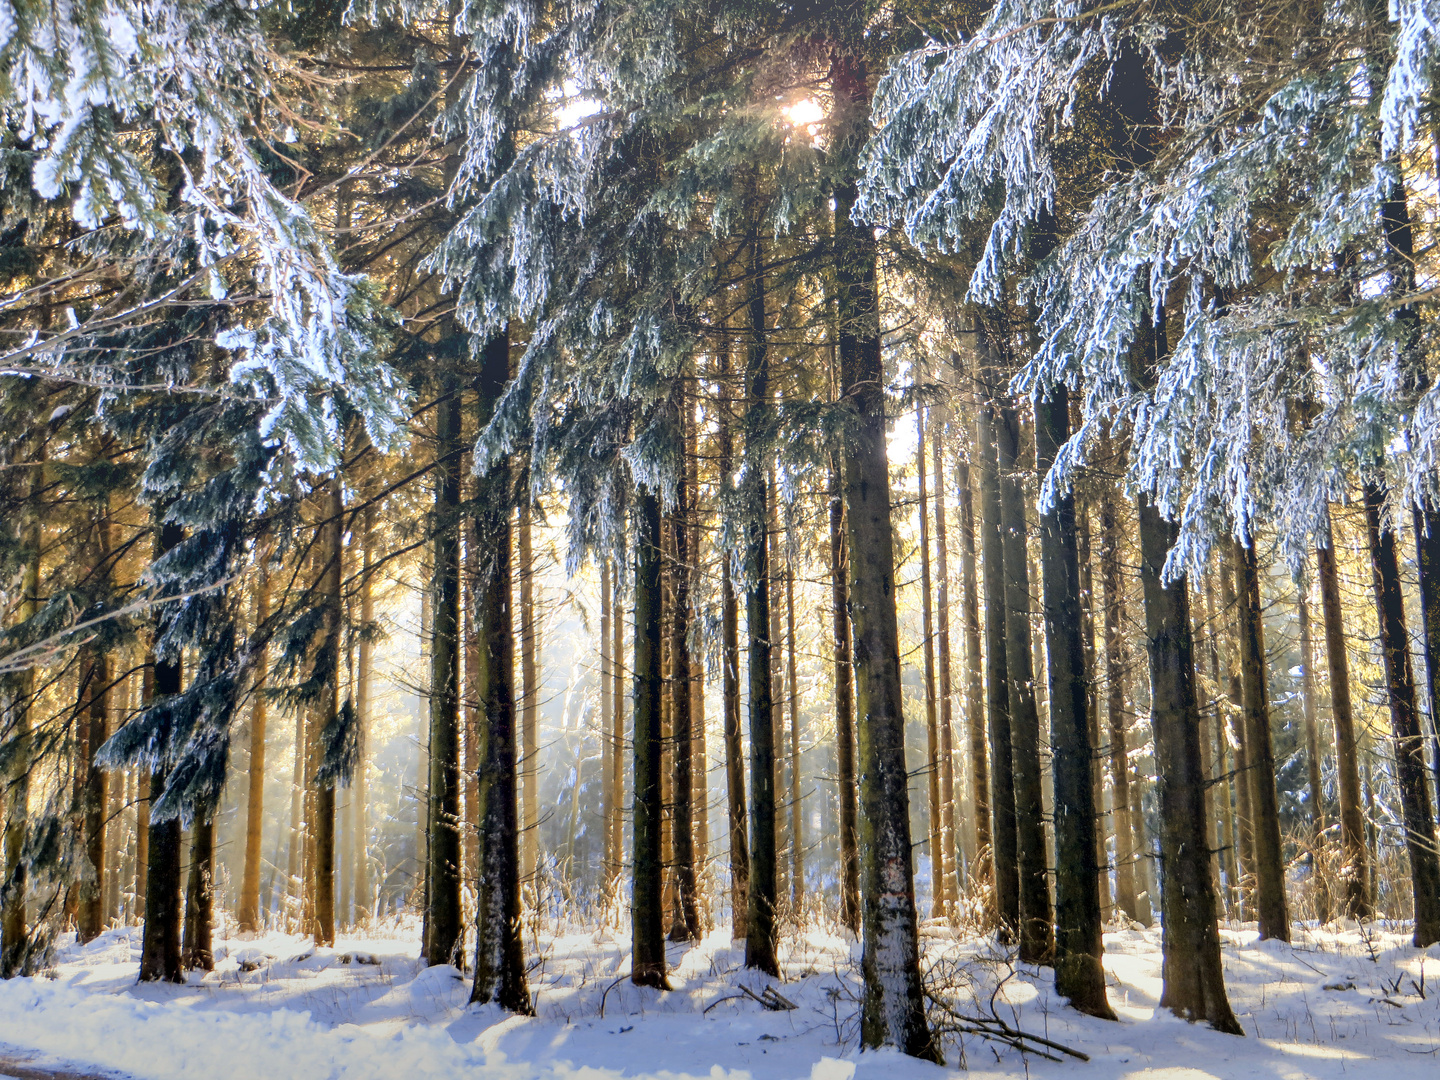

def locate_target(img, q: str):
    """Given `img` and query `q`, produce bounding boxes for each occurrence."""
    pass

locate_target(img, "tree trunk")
[997,400,1053,964]
[611,557,625,899]
[1220,546,1254,915]
[1078,505,1110,920]
[1100,487,1137,923]
[917,404,944,914]
[767,475,785,909]
[829,459,858,932]
[1316,520,1369,919]
[1035,386,1112,1017]
[78,508,112,944]
[182,820,215,970]
[426,384,464,966]
[3,471,42,976]
[463,508,480,900]
[669,390,699,942]
[1413,503,1440,831]
[139,522,186,984]
[832,48,935,1060]
[470,331,531,1010]
[785,550,802,909]
[239,572,271,933]
[1235,538,1290,941]
[1363,482,1440,946]
[600,554,614,888]
[313,477,343,949]
[977,384,1018,939]
[519,502,539,891]
[1298,582,1329,921]
[956,456,990,889]
[630,489,670,988]
[1138,496,1242,1032]
[932,405,961,906]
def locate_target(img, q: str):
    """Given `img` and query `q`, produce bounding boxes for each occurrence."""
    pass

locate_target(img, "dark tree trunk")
[139,522,186,985]
[312,477,343,949]
[1078,505,1110,920]
[470,331,531,1011]
[1138,496,1241,1033]
[1414,503,1440,814]
[425,382,464,965]
[956,457,990,888]
[630,490,670,988]
[742,228,778,975]
[669,389,699,942]
[600,554,614,888]
[1316,521,1369,919]
[182,820,214,971]
[1,479,39,976]
[829,459,859,932]
[1035,386,1112,1017]
[976,385,1018,940]
[78,508,112,944]
[997,400,1053,965]
[1234,538,1289,941]
[519,503,539,890]
[612,556,625,896]
[833,49,935,1061]
[1363,482,1440,946]
[785,550,802,907]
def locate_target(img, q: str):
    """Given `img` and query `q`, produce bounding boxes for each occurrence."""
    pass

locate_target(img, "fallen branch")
[926,992,1090,1062]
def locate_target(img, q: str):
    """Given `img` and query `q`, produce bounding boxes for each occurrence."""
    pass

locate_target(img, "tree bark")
[742,226,778,975]
[600,553,614,888]
[1363,483,1440,945]
[829,459,858,932]
[669,390,700,942]
[519,502,539,891]
[78,507,112,944]
[470,331,531,1010]
[785,549,802,908]
[997,400,1053,964]
[424,378,464,965]
[1100,488,1137,922]
[932,406,961,906]
[1078,504,1110,920]
[1138,496,1242,1032]
[717,346,749,939]
[313,477,344,949]
[1234,538,1290,941]
[1035,385,1112,1016]
[612,558,626,900]
[182,820,215,970]
[956,456,990,890]
[239,572,271,933]
[139,522,185,984]
[832,47,935,1060]
[1316,520,1369,919]
[977,382,1018,940]
[630,490,670,988]
[917,404,944,914]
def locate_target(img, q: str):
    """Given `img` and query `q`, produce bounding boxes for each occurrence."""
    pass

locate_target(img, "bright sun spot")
[783,98,824,127]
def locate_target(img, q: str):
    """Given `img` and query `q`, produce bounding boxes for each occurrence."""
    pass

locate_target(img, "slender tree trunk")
[1220,546,1254,915]
[669,390,699,941]
[932,407,960,906]
[611,557,625,899]
[917,404,944,914]
[78,508,112,944]
[1413,504,1440,830]
[1363,482,1440,945]
[1298,582,1329,921]
[470,330,531,1010]
[1235,538,1290,941]
[464,509,480,899]
[785,551,802,909]
[997,399,1053,964]
[600,555,614,888]
[426,383,464,965]
[977,382,1018,939]
[829,459,858,932]
[139,522,185,984]
[1078,506,1110,920]
[956,456,990,890]
[1203,575,1238,914]
[1035,386,1112,1016]
[313,477,344,949]
[767,477,785,909]
[630,490,670,988]
[1317,521,1369,919]
[135,657,150,919]
[519,502,539,891]
[742,228,778,975]
[1100,486,1138,923]
[239,573,271,933]
[716,349,748,938]
[833,48,935,1059]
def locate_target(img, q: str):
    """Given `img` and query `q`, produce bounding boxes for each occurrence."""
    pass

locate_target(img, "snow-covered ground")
[1,916,1438,1080]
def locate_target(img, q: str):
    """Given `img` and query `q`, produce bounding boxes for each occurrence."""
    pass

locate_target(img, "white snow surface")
[1,918,1439,1080]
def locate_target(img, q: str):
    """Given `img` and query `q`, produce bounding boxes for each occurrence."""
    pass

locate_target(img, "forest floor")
[0,915,1437,1080]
